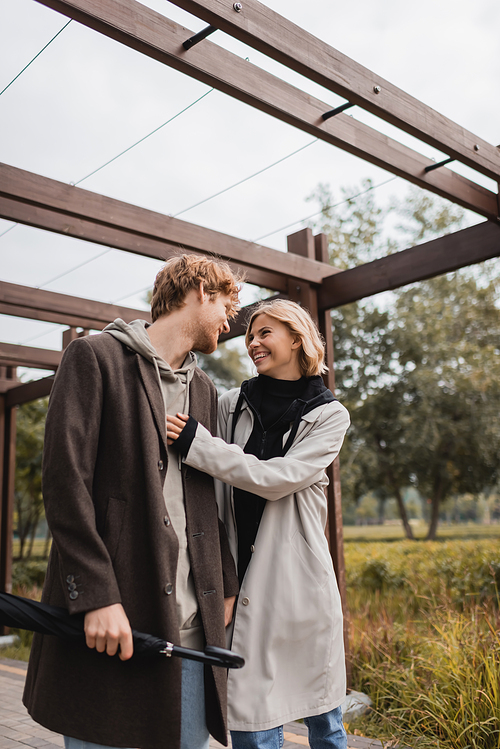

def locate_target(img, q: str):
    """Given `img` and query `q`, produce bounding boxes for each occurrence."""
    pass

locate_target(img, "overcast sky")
[1,0,499,367]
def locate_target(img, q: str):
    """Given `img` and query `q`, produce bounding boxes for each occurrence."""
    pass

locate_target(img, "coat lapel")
[136,355,169,455]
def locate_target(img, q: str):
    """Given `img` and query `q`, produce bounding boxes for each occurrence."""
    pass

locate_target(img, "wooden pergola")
[1,0,500,643]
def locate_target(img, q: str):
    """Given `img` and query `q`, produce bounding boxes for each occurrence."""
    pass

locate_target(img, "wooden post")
[287,230,350,684]
[0,368,18,609]
[314,233,351,684]
[286,228,318,317]
[63,327,90,349]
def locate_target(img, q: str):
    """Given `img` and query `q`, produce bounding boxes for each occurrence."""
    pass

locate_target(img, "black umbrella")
[0,592,244,669]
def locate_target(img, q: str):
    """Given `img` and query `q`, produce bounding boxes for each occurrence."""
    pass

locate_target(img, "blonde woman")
[167,300,350,749]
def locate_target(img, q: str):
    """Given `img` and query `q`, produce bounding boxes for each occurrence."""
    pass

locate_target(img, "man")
[23,254,241,749]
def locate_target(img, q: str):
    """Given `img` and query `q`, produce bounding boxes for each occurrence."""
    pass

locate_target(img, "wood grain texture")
[318,221,500,310]
[32,0,499,219]
[0,163,330,287]
[0,281,151,329]
[4,377,54,408]
[170,0,500,182]
[0,343,62,371]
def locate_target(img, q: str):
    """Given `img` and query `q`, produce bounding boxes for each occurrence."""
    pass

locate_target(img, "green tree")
[196,341,250,393]
[310,183,500,540]
[15,398,48,559]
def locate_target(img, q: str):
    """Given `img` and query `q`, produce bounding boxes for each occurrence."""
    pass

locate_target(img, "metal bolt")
[233,2,243,11]
[373,85,381,94]
[473,144,480,152]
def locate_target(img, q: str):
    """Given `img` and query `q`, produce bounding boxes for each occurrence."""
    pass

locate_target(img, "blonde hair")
[151,254,242,322]
[245,299,327,377]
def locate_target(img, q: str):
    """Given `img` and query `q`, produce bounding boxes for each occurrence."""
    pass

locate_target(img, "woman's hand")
[224,595,237,627]
[166,412,189,445]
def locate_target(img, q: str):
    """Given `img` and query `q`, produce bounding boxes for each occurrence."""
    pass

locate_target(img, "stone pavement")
[0,658,383,749]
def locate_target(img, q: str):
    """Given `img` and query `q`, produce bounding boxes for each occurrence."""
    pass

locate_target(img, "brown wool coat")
[23,333,239,749]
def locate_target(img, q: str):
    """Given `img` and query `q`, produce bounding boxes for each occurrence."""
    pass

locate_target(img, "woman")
[167,299,350,749]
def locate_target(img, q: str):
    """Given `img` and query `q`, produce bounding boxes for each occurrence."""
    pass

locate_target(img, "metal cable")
[0,224,18,239]
[74,88,214,186]
[0,20,72,97]
[251,176,398,242]
[173,139,318,217]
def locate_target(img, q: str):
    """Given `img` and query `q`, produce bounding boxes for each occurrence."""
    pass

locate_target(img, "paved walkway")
[0,658,383,749]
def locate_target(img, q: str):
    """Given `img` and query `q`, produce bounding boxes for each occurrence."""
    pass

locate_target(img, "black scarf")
[232,375,335,583]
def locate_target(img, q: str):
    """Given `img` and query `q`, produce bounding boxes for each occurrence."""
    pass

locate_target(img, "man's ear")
[197,281,207,303]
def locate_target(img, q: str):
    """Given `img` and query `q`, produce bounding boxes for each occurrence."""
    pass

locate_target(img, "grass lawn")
[343,522,500,543]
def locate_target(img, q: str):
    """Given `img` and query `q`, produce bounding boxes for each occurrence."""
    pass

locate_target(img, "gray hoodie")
[104,318,203,649]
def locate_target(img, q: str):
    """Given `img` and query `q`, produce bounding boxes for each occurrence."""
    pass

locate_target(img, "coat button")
[241,597,250,606]
[66,575,75,584]
[69,591,79,600]
[164,515,171,527]
[68,583,77,592]
[158,460,164,470]
[164,583,173,595]
[250,545,255,553]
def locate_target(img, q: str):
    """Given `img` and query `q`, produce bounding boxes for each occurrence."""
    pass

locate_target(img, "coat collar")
[136,354,169,455]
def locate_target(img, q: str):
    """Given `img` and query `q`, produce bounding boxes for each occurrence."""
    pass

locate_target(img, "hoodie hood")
[103,318,197,381]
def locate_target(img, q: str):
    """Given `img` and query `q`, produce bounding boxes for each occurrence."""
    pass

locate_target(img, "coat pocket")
[102,497,127,562]
[291,529,329,589]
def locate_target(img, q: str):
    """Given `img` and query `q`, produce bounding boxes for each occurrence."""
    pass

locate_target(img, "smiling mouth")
[253,353,269,362]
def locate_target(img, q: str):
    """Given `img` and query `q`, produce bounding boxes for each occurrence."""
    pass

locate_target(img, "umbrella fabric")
[0,592,244,669]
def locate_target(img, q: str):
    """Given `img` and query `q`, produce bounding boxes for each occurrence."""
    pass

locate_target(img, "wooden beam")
[169,0,500,183]
[0,164,334,288]
[0,396,16,595]
[4,376,54,408]
[0,280,151,329]
[0,343,62,371]
[318,221,500,310]
[32,1,499,220]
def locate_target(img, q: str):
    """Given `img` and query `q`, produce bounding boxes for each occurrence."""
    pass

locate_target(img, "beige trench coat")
[183,387,350,731]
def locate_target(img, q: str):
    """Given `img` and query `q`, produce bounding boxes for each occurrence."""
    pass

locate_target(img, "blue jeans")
[64,658,209,749]
[230,706,347,749]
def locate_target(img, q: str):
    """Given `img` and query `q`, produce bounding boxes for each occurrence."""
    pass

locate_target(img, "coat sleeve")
[209,385,239,597]
[184,401,350,502]
[42,338,122,614]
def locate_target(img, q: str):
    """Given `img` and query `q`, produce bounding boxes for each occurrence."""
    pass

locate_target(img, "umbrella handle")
[160,641,244,669]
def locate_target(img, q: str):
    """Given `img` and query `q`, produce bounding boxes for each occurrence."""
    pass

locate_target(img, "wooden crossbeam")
[33,0,499,220]
[318,221,500,310]
[0,343,62,371]
[4,377,54,408]
[170,0,500,183]
[0,280,150,329]
[0,164,335,288]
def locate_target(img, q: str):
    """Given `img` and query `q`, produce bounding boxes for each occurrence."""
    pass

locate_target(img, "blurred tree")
[309,182,500,540]
[196,341,250,394]
[15,398,48,559]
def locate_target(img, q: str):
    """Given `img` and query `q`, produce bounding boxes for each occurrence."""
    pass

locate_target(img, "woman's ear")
[291,336,302,350]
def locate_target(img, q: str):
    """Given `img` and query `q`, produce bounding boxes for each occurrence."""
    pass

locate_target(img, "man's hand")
[84,603,133,661]
[224,595,236,627]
